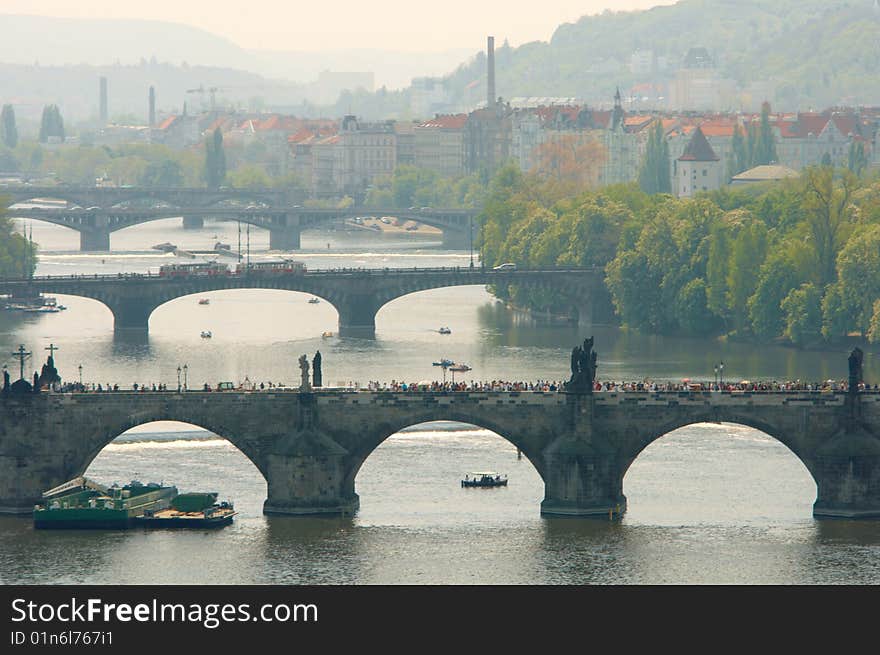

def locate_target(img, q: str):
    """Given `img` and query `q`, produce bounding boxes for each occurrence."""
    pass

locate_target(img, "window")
[702,169,707,176]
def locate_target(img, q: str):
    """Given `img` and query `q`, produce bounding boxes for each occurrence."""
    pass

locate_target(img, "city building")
[674,126,723,197]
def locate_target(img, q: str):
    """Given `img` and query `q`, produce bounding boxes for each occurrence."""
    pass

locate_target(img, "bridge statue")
[849,347,864,392]
[38,355,61,389]
[299,354,311,391]
[566,336,597,393]
[2,368,8,392]
[312,351,322,388]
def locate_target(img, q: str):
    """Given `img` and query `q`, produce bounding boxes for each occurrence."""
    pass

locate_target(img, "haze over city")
[0,0,675,52]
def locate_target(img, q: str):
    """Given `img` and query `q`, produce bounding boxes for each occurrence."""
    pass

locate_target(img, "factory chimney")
[487,36,495,110]
[148,86,156,127]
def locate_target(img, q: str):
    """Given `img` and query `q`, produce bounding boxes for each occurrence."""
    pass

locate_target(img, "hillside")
[441,0,880,111]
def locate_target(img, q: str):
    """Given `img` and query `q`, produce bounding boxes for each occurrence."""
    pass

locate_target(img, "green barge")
[33,477,178,529]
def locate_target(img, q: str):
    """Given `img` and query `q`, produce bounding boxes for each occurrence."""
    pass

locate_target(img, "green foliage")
[637,121,670,195]
[781,283,823,347]
[38,105,64,143]
[478,158,880,348]
[1,105,18,149]
[365,165,485,211]
[0,199,37,278]
[227,164,271,189]
[204,128,226,189]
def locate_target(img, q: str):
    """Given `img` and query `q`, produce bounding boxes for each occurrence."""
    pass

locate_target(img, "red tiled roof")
[418,113,467,129]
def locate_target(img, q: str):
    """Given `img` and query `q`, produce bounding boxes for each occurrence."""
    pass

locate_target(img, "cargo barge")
[33,477,178,529]
[135,492,236,528]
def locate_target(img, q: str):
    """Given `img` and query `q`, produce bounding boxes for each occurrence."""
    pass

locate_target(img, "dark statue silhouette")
[566,336,597,393]
[313,350,323,388]
[849,347,864,392]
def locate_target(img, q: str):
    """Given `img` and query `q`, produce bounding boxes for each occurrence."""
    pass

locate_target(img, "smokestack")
[148,86,156,127]
[487,36,495,110]
[99,76,108,125]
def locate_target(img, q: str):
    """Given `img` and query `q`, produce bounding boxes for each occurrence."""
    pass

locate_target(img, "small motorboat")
[198,298,210,305]
[462,472,508,488]
[449,363,471,373]
[438,327,451,334]
[433,358,454,367]
[152,242,177,253]
[200,331,212,339]
[308,297,320,304]
[322,331,333,338]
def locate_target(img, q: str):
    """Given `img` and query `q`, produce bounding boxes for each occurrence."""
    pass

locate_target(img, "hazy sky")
[0,0,677,52]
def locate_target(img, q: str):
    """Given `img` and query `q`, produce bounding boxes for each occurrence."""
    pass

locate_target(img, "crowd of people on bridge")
[46,378,880,394]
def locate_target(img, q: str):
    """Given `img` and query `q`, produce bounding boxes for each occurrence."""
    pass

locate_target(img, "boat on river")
[449,363,471,373]
[135,492,236,529]
[461,472,508,488]
[33,477,178,529]
[438,327,451,334]
[200,330,212,338]
[433,358,454,367]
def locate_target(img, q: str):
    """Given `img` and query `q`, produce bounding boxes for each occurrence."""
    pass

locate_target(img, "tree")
[140,159,183,187]
[530,133,606,189]
[729,123,748,176]
[781,283,823,347]
[637,121,670,195]
[38,105,64,143]
[227,164,272,189]
[848,141,868,177]
[754,102,778,166]
[747,249,803,340]
[802,166,857,287]
[204,128,226,189]
[1,105,18,149]
[725,220,768,333]
[0,202,37,278]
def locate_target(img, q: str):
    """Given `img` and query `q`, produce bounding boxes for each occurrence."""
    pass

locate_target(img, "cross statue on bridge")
[45,343,60,359]
[10,345,31,381]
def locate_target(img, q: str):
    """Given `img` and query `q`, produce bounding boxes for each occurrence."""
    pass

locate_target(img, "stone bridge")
[2,185,477,251]
[0,268,602,336]
[2,388,879,520]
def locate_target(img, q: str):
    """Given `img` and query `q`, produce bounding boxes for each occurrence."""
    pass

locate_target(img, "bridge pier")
[335,296,380,338]
[262,395,359,515]
[441,229,469,250]
[80,230,110,252]
[812,428,880,519]
[182,216,204,229]
[539,394,626,517]
[269,227,301,251]
[107,298,157,332]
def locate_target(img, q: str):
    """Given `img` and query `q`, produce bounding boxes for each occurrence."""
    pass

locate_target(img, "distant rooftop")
[731,165,800,184]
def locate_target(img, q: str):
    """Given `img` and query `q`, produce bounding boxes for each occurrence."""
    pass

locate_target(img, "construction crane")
[185,85,225,112]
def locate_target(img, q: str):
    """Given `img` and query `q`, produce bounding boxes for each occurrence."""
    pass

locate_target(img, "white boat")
[198,299,210,305]
[308,297,320,304]
[200,331,212,339]
[449,363,471,373]
[438,327,451,334]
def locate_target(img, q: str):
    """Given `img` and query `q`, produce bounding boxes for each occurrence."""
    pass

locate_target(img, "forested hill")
[443,0,880,110]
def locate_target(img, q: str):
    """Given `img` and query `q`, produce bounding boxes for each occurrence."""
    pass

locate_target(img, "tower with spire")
[676,125,722,198]
[611,87,625,132]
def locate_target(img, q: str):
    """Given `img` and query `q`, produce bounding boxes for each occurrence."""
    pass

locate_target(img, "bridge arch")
[346,416,545,512]
[76,416,268,485]
[622,419,818,520]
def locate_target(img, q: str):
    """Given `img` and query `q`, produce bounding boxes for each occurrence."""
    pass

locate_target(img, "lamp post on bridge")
[78,364,83,386]
[714,364,718,388]
[183,364,188,391]
[469,214,474,269]
[720,361,724,388]
[177,365,181,393]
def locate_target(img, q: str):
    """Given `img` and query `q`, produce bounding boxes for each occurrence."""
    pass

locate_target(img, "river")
[2,217,879,584]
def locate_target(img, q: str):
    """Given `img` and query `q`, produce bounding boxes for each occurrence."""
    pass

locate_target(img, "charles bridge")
[2,385,880,520]
[1,184,477,250]
[0,267,604,336]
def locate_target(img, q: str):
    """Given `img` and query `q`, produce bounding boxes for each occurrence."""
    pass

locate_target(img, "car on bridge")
[492,263,517,271]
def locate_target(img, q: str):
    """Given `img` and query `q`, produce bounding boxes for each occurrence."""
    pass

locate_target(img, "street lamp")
[713,364,718,387]
[469,214,474,269]
[719,361,724,387]
[78,364,83,386]
[183,364,188,391]
[177,365,181,393]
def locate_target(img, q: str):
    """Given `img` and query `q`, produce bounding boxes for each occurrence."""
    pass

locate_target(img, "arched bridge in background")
[0,185,478,251]
[0,267,604,336]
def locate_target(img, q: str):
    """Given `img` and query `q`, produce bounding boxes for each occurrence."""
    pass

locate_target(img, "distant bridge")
[0,267,603,336]
[2,387,880,520]
[0,185,478,251]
